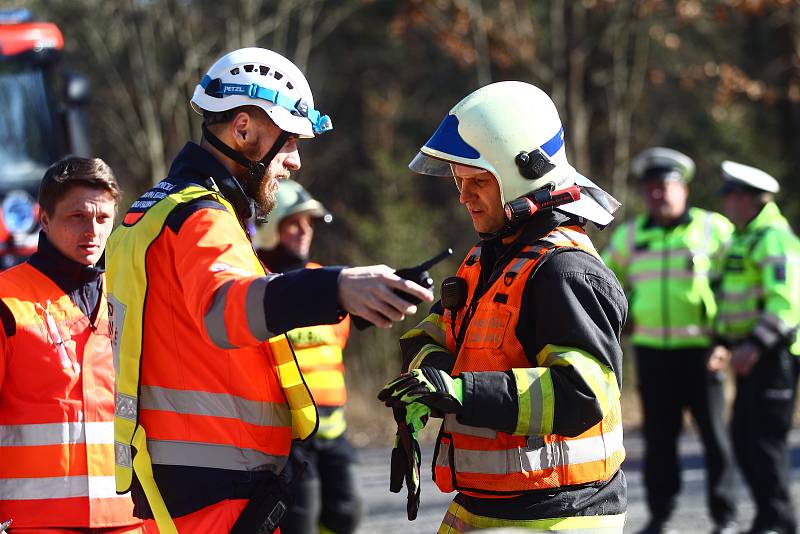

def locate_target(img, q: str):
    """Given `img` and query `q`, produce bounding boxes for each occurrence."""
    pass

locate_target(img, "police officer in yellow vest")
[708,161,800,534]
[254,180,362,534]
[379,81,628,532]
[603,148,738,534]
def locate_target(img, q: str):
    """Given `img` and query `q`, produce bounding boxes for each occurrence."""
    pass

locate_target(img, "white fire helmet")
[190,47,332,138]
[408,81,619,226]
[253,179,332,250]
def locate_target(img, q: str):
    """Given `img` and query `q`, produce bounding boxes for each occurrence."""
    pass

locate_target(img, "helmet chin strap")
[202,122,291,222]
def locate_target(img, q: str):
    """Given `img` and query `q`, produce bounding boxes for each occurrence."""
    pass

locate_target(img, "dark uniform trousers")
[732,345,799,534]
[281,434,362,534]
[636,346,737,525]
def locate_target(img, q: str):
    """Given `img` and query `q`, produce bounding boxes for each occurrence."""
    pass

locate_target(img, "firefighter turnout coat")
[400,213,627,532]
[0,234,140,529]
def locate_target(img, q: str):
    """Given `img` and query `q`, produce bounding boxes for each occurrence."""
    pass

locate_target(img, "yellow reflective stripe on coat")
[440,500,626,533]
[537,344,621,420]
[270,334,318,440]
[512,367,554,436]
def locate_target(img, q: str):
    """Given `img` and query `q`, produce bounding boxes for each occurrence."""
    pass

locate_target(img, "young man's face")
[453,164,505,234]
[278,212,314,259]
[40,185,116,266]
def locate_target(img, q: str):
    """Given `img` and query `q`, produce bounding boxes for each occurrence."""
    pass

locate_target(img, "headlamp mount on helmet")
[515,149,556,181]
[199,75,332,135]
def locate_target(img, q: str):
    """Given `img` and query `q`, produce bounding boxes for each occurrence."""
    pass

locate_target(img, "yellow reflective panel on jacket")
[603,208,733,349]
[716,202,800,355]
[440,499,626,533]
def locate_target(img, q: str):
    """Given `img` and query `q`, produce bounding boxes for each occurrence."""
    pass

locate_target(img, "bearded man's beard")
[257,174,280,214]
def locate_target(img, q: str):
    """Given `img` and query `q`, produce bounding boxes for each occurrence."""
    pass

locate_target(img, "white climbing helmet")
[191,47,331,137]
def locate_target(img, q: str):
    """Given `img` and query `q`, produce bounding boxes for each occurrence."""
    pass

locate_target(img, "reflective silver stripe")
[147,439,286,473]
[115,441,132,468]
[0,475,125,500]
[625,221,636,263]
[139,385,292,428]
[205,280,236,349]
[245,277,273,341]
[630,249,694,261]
[507,255,533,276]
[115,392,138,421]
[629,270,696,283]
[633,324,707,339]
[718,310,761,323]
[449,425,624,476]
[88,475,129,499]
[720,287,765,302]
[0,421,113,447]
[443,414,496,439]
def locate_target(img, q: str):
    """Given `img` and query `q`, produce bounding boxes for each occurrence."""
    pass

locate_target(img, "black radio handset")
[440,276,468,343]
[352,248,454,330]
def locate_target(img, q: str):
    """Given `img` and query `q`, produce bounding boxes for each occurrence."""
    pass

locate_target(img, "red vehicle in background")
[0,8,90,269]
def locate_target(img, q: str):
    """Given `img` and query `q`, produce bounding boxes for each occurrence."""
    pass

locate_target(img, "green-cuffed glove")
[389,402,429,520]
[378,366,463,415]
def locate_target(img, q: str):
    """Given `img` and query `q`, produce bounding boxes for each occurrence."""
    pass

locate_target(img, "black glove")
[379,366,463,415]
[389,403,429,520]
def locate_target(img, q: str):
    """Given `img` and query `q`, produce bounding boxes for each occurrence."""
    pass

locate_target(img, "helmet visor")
[408,151,455,177]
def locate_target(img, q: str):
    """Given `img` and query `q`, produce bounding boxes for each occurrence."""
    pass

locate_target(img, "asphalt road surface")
[354,429,800,533]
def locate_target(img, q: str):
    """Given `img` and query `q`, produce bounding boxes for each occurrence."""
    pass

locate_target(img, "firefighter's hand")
[389,404,429,520]
[379,367,463,415]
[707,345,732,371]
[338,265,433,328]
[731,342,761,376]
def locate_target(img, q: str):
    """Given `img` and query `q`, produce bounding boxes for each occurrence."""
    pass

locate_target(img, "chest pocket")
[462,303,511,350]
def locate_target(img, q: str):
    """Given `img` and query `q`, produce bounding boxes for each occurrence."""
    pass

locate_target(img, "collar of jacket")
[28,231,104,294]
[167,142,253,222]
[643,207,692,229]
[743,201,787,234]
[477,210,577,287]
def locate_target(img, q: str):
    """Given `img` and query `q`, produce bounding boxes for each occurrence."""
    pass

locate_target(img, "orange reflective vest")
[434,227,625,496]
[0,262,139,528]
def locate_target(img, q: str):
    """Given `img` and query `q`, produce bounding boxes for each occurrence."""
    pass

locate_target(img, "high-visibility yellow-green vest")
[603,207,733,349]
[716,202,800,355]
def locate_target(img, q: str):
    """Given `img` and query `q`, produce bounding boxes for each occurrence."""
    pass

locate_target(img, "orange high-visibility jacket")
[107,177,320,525]
[0,262,139,528]
[434,227,625,496]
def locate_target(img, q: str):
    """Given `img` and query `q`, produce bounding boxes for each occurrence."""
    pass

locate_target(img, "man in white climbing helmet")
[105,48,432,533]
[379,81,628,532]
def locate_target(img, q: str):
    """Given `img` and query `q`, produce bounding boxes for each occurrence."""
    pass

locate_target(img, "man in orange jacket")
[255,179,362,534]
[0,157,142,532]
[105,47,432,533]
